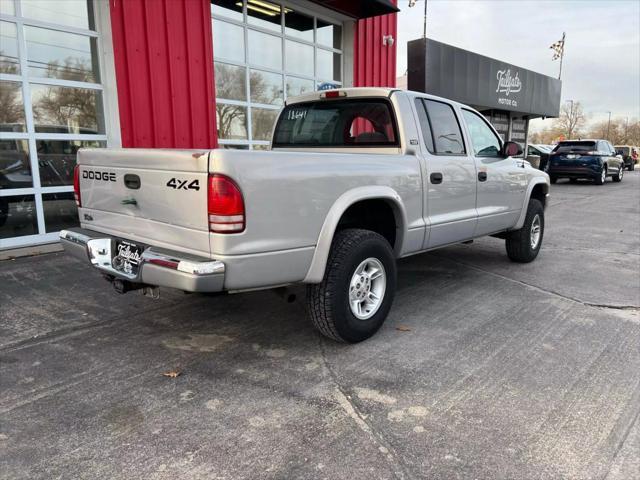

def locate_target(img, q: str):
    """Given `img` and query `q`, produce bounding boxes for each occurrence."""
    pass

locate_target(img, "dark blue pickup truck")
[548,140,625,185]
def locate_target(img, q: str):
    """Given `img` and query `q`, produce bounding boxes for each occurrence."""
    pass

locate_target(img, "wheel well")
[530,183,548,209]
[336,199,398,249]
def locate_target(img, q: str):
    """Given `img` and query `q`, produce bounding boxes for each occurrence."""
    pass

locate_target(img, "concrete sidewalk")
[1,173,638,479]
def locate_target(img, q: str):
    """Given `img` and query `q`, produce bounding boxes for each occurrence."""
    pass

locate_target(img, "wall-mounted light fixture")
[383,34,394,47]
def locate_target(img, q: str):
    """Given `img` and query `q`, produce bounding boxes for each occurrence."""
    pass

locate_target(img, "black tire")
[630,162,635,171]
[0,198,8,228]
[307,228,397,343]
[612,165,624,182]
[550,176,558,184]
[505,199,544,263]
[594,166,606,185]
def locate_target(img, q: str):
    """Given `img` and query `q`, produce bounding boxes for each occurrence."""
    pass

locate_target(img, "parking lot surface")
[1,172,639,480]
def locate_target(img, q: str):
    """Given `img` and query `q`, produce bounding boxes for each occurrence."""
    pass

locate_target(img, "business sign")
[408,38,562,118]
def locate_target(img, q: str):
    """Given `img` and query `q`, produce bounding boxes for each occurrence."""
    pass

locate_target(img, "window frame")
[419,97,467,156]
[211,0,344,150]
[461,107,503,158]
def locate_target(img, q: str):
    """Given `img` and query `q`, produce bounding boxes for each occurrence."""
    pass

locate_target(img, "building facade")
[0,0,398,249]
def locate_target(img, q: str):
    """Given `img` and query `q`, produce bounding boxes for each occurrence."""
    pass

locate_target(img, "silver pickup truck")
[60,88,549,343]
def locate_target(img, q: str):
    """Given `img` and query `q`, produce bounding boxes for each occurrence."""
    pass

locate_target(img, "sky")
[395,0,640,131]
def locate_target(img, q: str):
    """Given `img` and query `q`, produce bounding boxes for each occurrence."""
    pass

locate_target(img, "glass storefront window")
[246,0,282,32]
[285,10,313,42]
[0,21,20,74]
[250,69,283,105]
[1,0,16,16]
[213,19,245,63]
[214,62,246,101]
[317,48,341,82]
[216,103,248,140]
[0,195,38,239]
[285,40,313,77]
[43,192,78,233]
[0,81,26,132]
[37,140,105,187]
[25,26,100,82]
[21,0,95,30]
[248,29,282,70]
[0,139,31,189]
[211,3,342,150]
[31,84,104,134]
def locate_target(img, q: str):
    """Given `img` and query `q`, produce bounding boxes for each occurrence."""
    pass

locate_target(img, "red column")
[109,0,217,148]
[353,3,398,88]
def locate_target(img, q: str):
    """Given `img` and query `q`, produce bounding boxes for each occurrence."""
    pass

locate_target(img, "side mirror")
[502,141,523,158]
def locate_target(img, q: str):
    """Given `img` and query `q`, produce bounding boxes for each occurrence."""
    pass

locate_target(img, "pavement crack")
[318,339,410,480]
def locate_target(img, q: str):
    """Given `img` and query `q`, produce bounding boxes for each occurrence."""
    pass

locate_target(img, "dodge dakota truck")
[60,88,549,343]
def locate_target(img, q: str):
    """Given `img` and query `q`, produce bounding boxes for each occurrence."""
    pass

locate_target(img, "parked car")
[548,139,625,185]
[527,144,553,171]
[60,88,549,343]
[614,145,638,171]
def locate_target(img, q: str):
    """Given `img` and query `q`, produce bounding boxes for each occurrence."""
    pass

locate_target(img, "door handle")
[430,172,443,184]
[124,174,141,190]
[478,171,488,182]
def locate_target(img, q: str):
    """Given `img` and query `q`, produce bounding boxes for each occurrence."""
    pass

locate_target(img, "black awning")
[311,0,399,20]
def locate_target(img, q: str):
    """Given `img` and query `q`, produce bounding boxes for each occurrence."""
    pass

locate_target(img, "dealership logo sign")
[495,69,522,96]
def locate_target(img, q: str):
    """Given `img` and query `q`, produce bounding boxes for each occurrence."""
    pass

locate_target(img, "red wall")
[109,0,217,148]
[353,4,397,87]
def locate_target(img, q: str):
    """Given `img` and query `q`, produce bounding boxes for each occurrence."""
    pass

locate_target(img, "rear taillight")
[207,174,244,233]
[73,165,81,207]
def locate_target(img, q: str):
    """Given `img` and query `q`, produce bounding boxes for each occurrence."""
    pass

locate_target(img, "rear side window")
[423,100,465,154]
[552,141,596,153]
[414,99,434,152]
[272,98,398,148]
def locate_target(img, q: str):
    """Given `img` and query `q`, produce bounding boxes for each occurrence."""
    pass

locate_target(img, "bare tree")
[553,101,586,139]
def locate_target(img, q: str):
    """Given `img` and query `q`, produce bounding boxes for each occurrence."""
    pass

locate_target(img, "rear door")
[461,109,526,235]
[413,98,477,248]
[77,148,211,256]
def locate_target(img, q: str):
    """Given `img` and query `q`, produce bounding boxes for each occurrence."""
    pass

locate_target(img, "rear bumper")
[59,228,225,292]
[548,165,601,178]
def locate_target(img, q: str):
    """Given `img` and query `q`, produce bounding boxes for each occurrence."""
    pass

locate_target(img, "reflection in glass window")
[251,108,278,141]
[37,139,105,186]
[248,29,282,70]
[22,0,95,30]
[31,84,105,134]
[25,26,100,82]
[216,103,247,140]
[0,21,20,74]
[250,69,283,105]
[0,195,38,239]
[214,62,246,101]
[317,48,340,81]
[285,40,313,77]
[424,100,465,155]
[0,139,32,189]
[285,10,313,41]
[211,0,244,21]
[247,0,282,32]
[316,20,341,49]
[0,81,26,132]
[461,110,501,157]
[221,144,249,149]
[213,19,245,63]
[1,0,15,16]
[286,76,314,99]
[43,192,78,233]
[252,144,270,150]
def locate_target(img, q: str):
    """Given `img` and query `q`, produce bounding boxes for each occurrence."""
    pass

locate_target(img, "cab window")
[462,109,502,157]
[423,100,465,154]
[414,98,434,152]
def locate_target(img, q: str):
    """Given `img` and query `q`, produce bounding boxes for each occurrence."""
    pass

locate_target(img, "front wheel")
[505,199,544,263]
[612,165,624,182]
[307,228,397,343]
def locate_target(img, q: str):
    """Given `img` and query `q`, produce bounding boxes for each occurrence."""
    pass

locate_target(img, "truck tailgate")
[77,148,211,256]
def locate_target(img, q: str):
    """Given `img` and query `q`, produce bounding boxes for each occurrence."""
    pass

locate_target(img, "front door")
[413,98,477,248]
[461,109,526,236]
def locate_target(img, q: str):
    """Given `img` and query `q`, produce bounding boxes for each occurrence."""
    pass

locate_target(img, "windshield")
[272,98,399,148]
[552,141,596,153]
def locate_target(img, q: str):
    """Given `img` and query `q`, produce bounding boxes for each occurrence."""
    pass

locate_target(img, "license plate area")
[112,239,145,277]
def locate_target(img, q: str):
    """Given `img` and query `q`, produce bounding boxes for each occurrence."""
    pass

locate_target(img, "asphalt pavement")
[1,171,639,480]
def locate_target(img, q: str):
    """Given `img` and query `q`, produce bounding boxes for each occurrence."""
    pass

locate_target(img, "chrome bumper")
[59,228,225,292]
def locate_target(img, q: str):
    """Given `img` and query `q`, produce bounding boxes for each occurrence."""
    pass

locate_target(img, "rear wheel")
[505,199,544,263]
[630,162,635,171]
[550,176,558,184]
[307,228,397,343]
[613,165,624,182]
[594,166,607,185]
